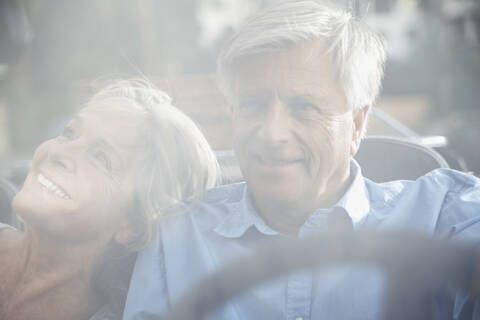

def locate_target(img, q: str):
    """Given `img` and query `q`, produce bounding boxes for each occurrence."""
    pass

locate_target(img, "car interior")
[0,134,450,230]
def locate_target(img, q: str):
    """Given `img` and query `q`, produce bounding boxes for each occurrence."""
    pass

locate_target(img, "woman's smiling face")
[13,102,146,243]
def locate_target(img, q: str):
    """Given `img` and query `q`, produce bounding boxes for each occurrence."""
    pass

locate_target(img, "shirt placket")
[285,215,329,320]
[286,210,347,320]
[286,269,313,320]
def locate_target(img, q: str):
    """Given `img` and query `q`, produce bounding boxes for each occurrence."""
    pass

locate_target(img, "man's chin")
[250,159,304,176]
[248,181,302,206]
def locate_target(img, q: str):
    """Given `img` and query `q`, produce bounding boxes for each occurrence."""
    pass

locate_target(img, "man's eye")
[237,100,264,115]
[239,101,259,110]
[294,102,316,112]
[291,102,320,118]
[93,151,112,171]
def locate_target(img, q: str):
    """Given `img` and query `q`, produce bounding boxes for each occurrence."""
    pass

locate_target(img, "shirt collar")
[214,185,279,238]
[214,159,370,238]
[333,159,371,227]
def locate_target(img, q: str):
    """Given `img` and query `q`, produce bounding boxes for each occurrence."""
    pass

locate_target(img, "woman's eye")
[93,151,112,171]
[60,126,76,140]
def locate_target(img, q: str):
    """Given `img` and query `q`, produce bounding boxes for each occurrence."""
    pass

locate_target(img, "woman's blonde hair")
[89,78,220,250]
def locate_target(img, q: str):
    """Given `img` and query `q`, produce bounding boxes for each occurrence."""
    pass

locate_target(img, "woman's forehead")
[83,98,144,115]
[76,103,147,150]
[80,101,145,125]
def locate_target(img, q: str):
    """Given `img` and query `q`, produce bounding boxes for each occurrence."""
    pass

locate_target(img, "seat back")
[355,136,449,182]
[216,136,449,184]
[0,176,22,228]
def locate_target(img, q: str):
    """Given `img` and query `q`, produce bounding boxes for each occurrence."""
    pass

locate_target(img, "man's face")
[231,41,367,215]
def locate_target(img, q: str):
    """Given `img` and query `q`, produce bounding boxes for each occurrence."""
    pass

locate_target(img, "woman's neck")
[0,228,105,320]
[20,228,104,277]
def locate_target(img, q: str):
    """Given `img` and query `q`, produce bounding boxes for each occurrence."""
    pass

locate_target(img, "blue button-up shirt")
[124,162,480,319]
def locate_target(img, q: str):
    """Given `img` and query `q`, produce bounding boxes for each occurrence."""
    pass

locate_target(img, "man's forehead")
[231,41,344,101]
[233,39,332,69]
[235,40,335,75]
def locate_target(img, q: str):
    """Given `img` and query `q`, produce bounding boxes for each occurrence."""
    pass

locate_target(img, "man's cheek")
[309,124,336,152]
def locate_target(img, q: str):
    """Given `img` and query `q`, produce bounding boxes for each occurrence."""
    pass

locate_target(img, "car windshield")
[0,1,479,319]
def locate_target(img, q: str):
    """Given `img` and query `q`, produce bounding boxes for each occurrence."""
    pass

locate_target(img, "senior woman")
[0,79,220,320]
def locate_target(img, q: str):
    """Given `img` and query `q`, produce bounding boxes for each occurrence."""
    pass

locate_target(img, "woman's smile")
[1,79,220,320]
[36,172,71,200]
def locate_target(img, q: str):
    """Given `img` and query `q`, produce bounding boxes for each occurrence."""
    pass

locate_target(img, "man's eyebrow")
[286,93,331,107]
[238,90,271,99]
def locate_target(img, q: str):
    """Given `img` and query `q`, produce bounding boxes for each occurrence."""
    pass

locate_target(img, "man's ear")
[228,102,236,118]
[350,105,370,156]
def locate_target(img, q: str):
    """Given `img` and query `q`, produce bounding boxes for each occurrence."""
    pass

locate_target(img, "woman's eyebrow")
[69,114,85,127]
[93,138,117,155]
[73,114,115,152]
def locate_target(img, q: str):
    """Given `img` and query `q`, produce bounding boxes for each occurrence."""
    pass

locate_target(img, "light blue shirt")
[124,162,480,319]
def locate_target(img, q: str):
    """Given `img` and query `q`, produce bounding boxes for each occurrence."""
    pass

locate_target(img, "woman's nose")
[49,154,75,172]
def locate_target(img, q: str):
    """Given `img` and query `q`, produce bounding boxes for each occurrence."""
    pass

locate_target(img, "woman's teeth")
[37,173,71,200]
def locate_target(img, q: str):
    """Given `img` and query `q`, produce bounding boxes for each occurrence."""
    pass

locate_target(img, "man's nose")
[257,100,292,144]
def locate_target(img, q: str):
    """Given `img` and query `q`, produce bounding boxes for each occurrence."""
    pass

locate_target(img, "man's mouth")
[254,154,302,167]
[37,173,71,200]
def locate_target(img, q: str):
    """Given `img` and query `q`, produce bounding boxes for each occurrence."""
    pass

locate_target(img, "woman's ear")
[114,230,130,246]
[350,105,370,156]
[113,222,133,246]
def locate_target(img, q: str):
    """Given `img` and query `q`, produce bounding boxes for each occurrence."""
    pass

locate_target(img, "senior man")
[124,1,480,319]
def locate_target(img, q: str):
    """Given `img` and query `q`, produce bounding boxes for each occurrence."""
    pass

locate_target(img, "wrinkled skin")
[231,41,369,234]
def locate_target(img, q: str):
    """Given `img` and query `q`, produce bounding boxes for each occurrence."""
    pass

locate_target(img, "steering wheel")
[161,230,480,320]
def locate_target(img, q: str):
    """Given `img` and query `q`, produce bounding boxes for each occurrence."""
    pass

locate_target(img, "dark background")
[0,0,479,174]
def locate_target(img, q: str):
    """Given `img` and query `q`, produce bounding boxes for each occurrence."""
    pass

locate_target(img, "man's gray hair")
[217,0,388,111]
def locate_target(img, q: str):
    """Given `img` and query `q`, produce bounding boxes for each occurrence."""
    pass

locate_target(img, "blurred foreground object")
[163,230,480,320]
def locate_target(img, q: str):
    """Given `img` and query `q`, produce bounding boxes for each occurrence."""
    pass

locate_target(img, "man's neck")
[252,170,353,236]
